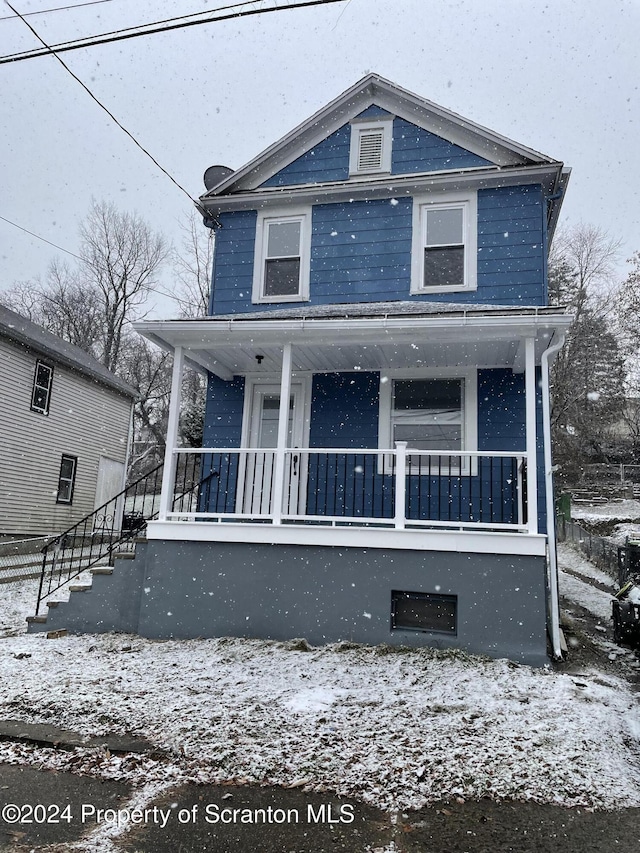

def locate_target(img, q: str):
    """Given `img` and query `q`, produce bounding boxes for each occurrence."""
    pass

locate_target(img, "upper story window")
[411,191,477,294]
[31,360,53,414]
[252,208,311,303]
[349,119,393,176]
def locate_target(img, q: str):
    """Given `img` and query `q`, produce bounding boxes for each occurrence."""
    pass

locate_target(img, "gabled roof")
[201,73,561,199]
[0,303,137,398]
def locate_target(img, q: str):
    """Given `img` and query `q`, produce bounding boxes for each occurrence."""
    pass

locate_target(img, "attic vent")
[349,119,392,176]
[358,129,384,171]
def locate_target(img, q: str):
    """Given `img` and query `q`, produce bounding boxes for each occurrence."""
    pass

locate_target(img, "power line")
[1,212,183,304]
[0,0,117,22]
[5,1,196,203]
[0,0,347,64]
[0,213,85,261]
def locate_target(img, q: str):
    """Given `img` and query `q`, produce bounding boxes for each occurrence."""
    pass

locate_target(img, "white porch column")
[524,336,539,535]
[158,346,184,521]
[394,441,407,530]
[272,343,293,524]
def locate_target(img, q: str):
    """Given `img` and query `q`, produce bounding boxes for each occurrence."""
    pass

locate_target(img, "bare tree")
[170,210,213,318]
[549,224,626,477]
[80,200,168,371]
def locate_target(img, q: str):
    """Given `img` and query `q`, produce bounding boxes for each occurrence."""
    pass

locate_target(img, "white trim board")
[146,520,548,558]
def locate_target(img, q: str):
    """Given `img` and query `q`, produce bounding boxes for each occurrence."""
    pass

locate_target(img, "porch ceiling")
[135,310,571,380]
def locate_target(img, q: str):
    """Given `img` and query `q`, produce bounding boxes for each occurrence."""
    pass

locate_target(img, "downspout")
[541,331,567,660]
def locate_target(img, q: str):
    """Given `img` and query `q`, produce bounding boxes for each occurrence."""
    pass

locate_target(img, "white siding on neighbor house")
[0,337,132,536]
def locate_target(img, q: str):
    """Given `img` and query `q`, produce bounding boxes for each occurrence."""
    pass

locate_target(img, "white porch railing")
[165,445,529,533]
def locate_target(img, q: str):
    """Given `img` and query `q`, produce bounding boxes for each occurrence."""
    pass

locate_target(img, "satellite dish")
[203,165,234,191]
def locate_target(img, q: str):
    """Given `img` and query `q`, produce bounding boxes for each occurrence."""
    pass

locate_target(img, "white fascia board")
[201,163,563,217]
[147,519,548,557]
[202,74,558,198]
[135,313,573,356]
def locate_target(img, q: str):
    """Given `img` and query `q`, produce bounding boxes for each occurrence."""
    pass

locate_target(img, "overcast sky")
[1,0,638,318]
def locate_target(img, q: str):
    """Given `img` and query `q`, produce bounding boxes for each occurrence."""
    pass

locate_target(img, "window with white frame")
[411,192,477,294]
[253,209,311,303]
[349,119,393,176]
[379,371,477,472]
[31,360,53,414]
[56,454,77,504]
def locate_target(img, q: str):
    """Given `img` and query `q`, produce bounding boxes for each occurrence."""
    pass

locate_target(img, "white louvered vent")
[358,129,385,171]
[349,118,393,176]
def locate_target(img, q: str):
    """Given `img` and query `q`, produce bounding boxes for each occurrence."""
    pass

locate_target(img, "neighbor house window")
[31,360,53,414]
[253,208,311,303]
[349,119,393,175]
[411,192,477,294]
[378,370,477,473]
[391,590,457,635]
[56,455,77,504]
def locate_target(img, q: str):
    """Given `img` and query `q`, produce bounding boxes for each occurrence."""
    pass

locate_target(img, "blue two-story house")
[85,76,574,664]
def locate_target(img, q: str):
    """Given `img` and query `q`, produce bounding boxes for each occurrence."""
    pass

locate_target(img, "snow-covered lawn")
[571,499,640,524]
[1,566,640,814]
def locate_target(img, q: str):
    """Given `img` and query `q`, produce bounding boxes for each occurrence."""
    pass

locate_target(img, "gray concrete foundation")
[30,539,549,666]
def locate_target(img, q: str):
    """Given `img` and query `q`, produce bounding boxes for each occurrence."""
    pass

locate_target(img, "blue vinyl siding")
[199,376,245,514]
[355,106,393,119]
[210,185,545,314]
[199,368,546,529]
[392,118,492,174]
[261,126,351,187]
[260,116,492,188]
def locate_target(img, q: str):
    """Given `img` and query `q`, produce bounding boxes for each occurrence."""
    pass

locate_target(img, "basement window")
[349,119,393,175]
[391,590,457,635]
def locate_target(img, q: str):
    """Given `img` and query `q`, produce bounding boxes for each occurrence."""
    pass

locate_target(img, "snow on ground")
[558,542,616,587]
[571,499,640,525]
[2,574,640,814]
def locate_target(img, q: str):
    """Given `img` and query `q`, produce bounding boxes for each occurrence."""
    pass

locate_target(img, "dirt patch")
[399,799,640,853]
[555,597,640,690]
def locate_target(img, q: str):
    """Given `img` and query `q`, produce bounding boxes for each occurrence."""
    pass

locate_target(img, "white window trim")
[252,207,311,304]
[410,191,477,295]
[378,369,478,475]
[348,119,393,176]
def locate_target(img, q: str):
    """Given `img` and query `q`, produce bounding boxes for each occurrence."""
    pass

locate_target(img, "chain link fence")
[0,537,51,585]
[557,517,621,582]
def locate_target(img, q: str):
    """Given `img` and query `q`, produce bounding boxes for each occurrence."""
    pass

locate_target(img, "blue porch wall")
[260,116,491,188]
[201,369,548,531]
[210,185,545,315]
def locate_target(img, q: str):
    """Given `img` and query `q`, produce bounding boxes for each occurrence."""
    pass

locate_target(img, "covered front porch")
[136,302,571,558]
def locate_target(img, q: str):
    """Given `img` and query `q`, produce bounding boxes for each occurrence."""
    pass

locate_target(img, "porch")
[137,302,571,558]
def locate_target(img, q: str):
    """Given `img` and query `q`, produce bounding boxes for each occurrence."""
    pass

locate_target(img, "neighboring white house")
[0,304,137,537]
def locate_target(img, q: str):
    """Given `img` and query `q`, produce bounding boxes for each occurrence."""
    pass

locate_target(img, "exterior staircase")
[25,464,163,631]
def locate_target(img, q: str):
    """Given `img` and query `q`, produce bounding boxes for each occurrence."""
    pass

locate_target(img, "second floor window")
[31,360,53,414]
[411,192,477,295]
[253,209,311,303]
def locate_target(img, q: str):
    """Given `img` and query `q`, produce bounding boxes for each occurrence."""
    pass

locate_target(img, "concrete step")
[90,567,113,576]
[26,616,47,624]
[68,584,91,593]
[46,601,60,609]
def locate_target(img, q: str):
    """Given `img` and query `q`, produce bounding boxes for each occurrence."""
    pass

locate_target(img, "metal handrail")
[35,463,163,615]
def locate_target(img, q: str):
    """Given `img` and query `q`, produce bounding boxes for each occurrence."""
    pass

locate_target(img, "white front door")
[242,382,307,515]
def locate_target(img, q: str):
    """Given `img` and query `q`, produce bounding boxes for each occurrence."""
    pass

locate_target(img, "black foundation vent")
[391,590,457,635]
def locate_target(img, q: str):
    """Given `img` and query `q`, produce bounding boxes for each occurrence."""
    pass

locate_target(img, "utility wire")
[2,0,262,43]
[0,0,346,63]
[0,214,85,262]
[0,0,117,22]
[5,1,196,202]
[1,213,184,304]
